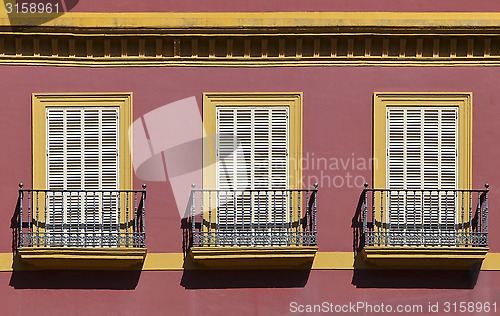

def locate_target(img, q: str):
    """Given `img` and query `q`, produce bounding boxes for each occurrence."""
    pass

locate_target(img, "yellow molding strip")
[4,12,500,29]
[1,252,500,271]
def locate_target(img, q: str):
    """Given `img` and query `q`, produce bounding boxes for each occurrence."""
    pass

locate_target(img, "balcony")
[357,184,489,268]
[16,184,147,269]
[189,186,318,267]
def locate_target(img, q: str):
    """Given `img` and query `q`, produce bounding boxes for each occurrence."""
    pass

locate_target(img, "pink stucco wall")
[0,65,498,253]
[3,269,500,315]
[66,0,500,13]
[0,65,499,315]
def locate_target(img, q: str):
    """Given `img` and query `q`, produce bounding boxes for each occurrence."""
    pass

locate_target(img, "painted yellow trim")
[1,252,500,271]
[6,12,500,29]
[373,92,472,190]
[32,93,133,191]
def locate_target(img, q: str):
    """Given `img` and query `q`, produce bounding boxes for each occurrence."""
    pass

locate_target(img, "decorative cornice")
[2,12,500,66]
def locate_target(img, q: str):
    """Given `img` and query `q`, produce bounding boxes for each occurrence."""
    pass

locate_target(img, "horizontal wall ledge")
[0,251,499,271]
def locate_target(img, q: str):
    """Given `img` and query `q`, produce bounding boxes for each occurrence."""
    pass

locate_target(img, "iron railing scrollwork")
[190,185,318,247]
[18,184,147,248]
[361,184,489,247]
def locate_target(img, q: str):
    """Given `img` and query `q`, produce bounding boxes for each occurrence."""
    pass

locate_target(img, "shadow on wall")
[11,196,20,254]
[351,263,482,289]
[351,191,365,254]
[9,270,141,290]
[180,268,312,289]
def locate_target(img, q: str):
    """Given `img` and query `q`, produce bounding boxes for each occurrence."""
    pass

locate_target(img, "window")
[203,93,302,190]
[19,93,145,268]
[33,93,132,191]
[360,93,487,267]
[190,92,317,266]
[374,93,472,191]
[386,106,458,230]
[373,93,473,246]
[202,93,304,246]
[373,93,472,240]
[216,106,289,234]
[27,93,146,249]
[44,106,120,244]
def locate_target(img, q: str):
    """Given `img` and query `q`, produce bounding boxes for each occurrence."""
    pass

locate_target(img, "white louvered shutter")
[387,107,458,234]
[46,107,119,246]
[216,107,289,241]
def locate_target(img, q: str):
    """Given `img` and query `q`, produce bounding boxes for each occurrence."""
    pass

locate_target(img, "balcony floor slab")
[17,247,147,270]
[361,246,488,269]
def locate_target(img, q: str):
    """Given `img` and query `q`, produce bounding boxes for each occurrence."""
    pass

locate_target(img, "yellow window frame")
[201,92,303,245]
[32,92,133,191]
[373,92,472,191]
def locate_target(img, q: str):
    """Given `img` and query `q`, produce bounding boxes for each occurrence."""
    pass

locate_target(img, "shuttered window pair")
[374,93,472,237]
[46,107,119,191]
[387,107,458,230]
[216,107,289,231]
[45,107,120,239]
[33,93,133,247]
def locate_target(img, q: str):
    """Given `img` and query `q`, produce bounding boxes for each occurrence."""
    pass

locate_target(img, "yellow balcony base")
[361,246,488,269]
[17,247,147,270]
[190,246,318,268]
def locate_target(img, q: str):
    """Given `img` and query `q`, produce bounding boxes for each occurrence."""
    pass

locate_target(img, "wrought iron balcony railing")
[360,184,489,247]
[190,185,318,247]
[17,184,146,248]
